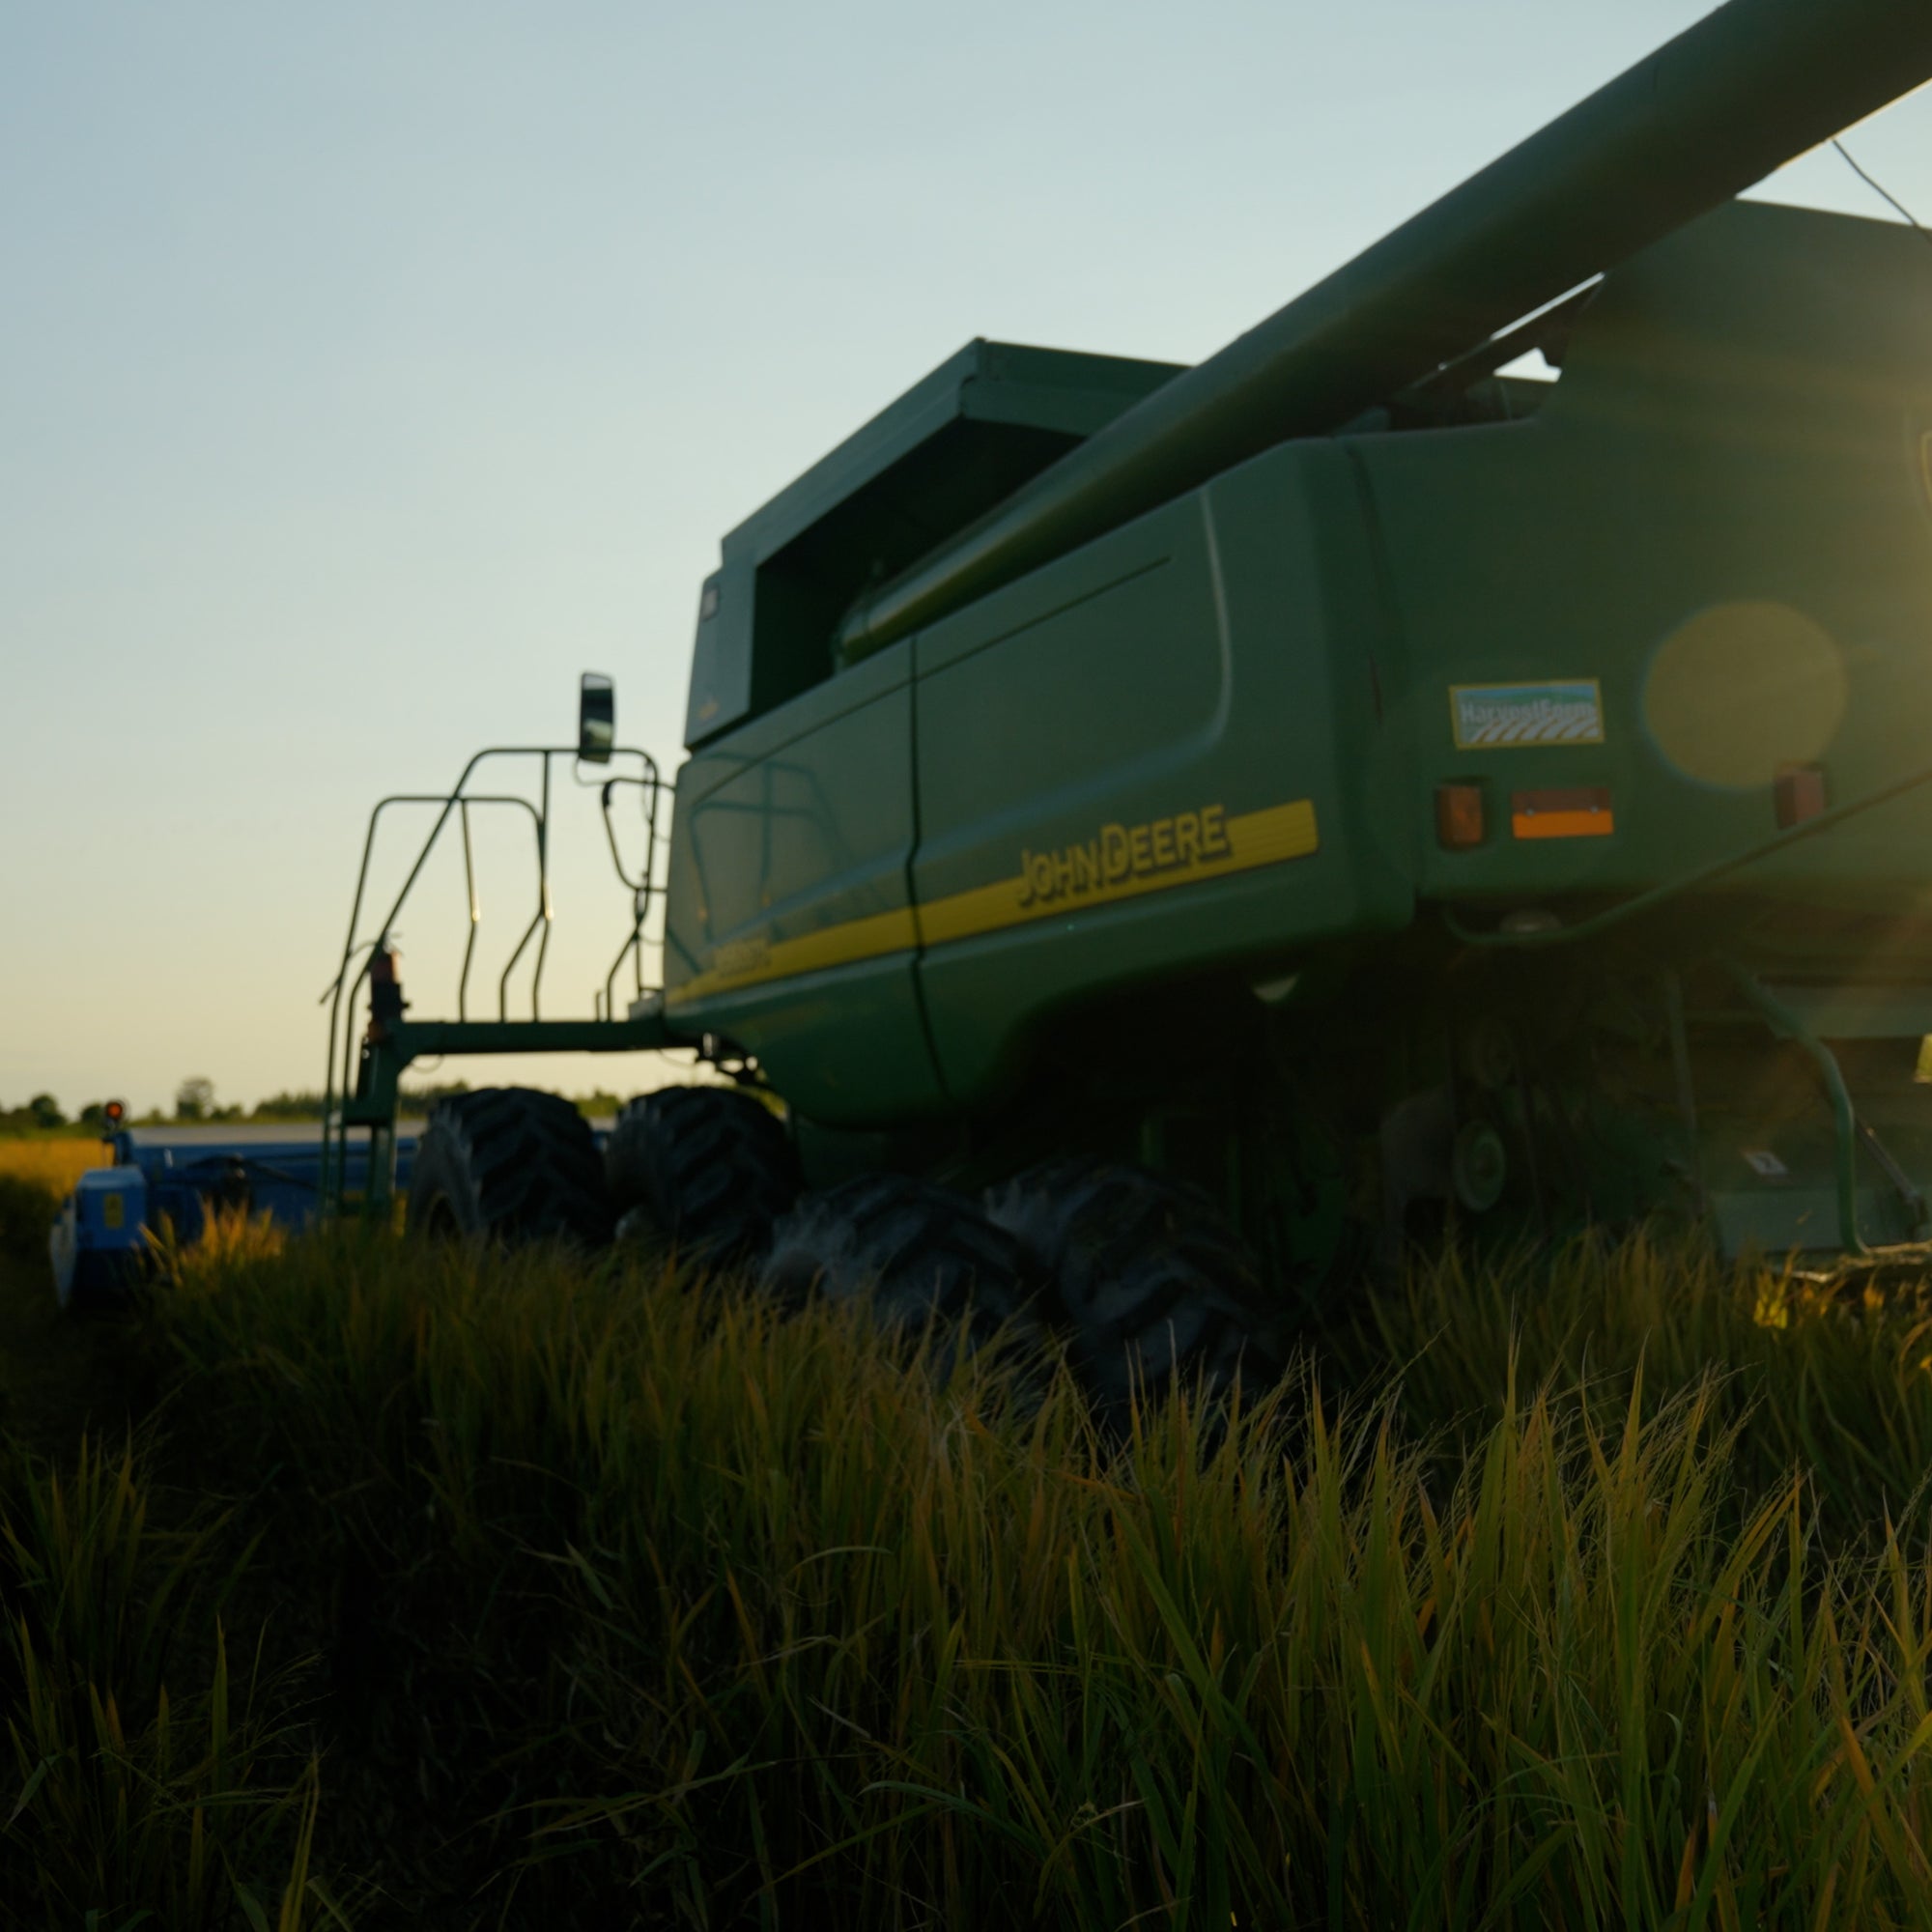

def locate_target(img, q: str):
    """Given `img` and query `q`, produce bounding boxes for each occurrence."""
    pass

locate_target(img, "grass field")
[0,1138,108,1188]
[0,1135,104,1252]
[9,1144,1932,1926]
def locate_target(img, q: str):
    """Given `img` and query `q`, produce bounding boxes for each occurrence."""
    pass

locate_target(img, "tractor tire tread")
[760,1173,1034,1341]
[605,1086,800,1262]
[984,1156,1282,1417]
[408,1086,611,1248]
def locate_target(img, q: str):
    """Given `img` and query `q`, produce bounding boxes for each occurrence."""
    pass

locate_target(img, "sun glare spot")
[1642,600,1847,789]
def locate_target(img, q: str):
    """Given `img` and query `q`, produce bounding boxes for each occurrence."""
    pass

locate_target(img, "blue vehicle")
[47,1121,423,1308]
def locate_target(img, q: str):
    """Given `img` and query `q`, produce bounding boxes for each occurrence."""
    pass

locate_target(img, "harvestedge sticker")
[1450,679,1605,749]
[667,797,1319,1006]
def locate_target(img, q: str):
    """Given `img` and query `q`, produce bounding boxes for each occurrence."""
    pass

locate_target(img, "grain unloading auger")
[309,0,1932,1409]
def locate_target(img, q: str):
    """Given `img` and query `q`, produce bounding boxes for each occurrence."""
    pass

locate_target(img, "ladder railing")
[319,743,664,1211]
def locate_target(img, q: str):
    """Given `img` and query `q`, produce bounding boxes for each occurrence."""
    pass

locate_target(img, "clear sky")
[4,1,1929,1118]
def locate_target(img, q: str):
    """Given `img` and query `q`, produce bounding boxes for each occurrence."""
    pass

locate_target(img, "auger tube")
[836,0,1932,663]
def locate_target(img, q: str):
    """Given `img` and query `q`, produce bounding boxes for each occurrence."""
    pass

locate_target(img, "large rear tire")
[985,1158,1284,1424]
[407,1087,611,1249]
[604,1086,801,1263]
[759,1174,1036,1362]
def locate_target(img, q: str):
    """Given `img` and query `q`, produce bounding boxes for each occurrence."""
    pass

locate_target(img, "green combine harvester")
[324,0,1932,1411]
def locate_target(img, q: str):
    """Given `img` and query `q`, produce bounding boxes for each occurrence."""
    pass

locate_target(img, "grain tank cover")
[683,338,1182,748]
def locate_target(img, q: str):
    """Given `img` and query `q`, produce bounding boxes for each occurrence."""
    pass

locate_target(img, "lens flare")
[1642,600,1846,789]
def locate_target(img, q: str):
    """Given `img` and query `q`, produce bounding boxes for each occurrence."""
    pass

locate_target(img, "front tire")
[406,1087,611,1249]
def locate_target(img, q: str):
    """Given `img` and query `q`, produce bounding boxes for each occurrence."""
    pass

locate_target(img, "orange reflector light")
[1774,763,1827,829]
[1512,787,1613,839]
[1435,782,1486,850]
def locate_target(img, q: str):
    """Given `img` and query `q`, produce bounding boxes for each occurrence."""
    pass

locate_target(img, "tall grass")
[0,1141,338,1924]
[1342,1232,1932,1544]
[0,1428,339,1927]
[120,1225,1932,1926]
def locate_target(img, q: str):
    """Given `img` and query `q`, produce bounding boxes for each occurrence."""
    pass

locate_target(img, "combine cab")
[315,0,1932,1407]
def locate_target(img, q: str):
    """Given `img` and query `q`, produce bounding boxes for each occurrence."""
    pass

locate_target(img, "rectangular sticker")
[1451,679,1605,749]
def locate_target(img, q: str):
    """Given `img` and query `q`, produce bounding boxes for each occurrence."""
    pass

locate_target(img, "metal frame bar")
[319,743,668,1214]
[1730,967,1867,1257]
[597,772,663,1016]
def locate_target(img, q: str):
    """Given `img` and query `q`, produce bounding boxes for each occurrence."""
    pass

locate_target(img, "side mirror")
[578,672,615,764]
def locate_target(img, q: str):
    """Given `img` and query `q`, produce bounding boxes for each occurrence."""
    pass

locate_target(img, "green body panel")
[673,960,939,1126]
[684,340,1179,748]
[1361,203,1932,922]
[912,442,1410,1105]
[668,640,913,957]
[668,203,1932,1131]
[665,639,945,1122]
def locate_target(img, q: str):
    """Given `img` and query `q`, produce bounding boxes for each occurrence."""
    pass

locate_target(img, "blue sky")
[4,2,1929,1116]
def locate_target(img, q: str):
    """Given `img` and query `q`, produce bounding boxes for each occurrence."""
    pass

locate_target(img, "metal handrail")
[319,743,663,1207]
[596,770,663,1016]
[321,790,538,1172]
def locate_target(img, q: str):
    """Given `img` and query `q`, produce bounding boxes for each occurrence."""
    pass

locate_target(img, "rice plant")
[20,1178,1932,1922]
[1339,1231,1932,1545]
[128,1224,1932,1926]
[0,1428,341,1928]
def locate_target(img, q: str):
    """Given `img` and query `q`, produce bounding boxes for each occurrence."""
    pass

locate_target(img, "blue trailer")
[47,1122,423,1308]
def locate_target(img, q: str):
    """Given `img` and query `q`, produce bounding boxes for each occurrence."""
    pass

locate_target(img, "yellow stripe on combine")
[918,798,1319,944]
[669,904,920,1004]
[666,798,1319,1008]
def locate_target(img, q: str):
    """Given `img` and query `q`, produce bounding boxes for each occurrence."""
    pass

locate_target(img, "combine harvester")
[64,0,1932,1407]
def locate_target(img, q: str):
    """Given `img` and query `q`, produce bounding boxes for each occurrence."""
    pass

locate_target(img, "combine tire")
[604,1086,800,1263]
[759,1174,1036,1362]
[985,1159,1284,1424]
[407,1087,611,1249]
